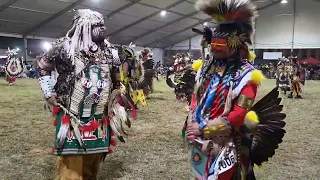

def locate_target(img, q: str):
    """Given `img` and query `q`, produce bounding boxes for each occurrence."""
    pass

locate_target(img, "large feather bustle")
[174,66,197,102]
[250,87,286,166]
[166,70,178,88]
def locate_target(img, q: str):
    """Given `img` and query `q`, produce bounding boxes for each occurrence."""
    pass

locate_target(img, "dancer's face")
[211,46,235,59]
[92,24,106,43]
[210,37,235,59]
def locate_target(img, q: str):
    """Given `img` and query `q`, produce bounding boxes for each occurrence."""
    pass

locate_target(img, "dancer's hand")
[186,122,201,142]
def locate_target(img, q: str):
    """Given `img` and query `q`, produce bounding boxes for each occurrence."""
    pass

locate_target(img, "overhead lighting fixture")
[160,10,167,16]
[43,42,52,52]
[281,0,288,4]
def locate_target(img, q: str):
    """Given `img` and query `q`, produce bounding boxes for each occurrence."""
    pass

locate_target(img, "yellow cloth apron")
[120,65,146,106]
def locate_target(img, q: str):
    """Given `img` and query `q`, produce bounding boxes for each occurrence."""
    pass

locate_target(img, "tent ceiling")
[0,0,280,48]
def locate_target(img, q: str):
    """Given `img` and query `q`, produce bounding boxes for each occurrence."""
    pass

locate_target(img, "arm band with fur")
[38,75,54,98]
[37,54,57,98]
[226,82,257,126]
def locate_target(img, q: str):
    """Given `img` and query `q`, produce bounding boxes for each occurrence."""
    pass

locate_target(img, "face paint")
[210,37,227,51]
[92,24,106,42]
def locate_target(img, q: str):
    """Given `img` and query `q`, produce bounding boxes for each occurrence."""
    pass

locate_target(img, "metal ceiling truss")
[125,10,199,44]
[161,0,282,48]
[259,0,282,10]
[145,17,212,47]
[106,0,142,18]
[106,0,186,37]
[22,0,86,37]
[22,0,141,37]
[134,1,203,22]
[0,0,18,12]
[167,33,199,50]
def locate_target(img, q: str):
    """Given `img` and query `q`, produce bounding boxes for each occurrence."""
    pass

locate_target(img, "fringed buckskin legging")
[55,153,104,180]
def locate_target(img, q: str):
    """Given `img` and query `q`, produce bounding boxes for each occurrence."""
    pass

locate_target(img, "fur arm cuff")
[244,111,259,129]
[227,82,257,126]
[38,75,54,98]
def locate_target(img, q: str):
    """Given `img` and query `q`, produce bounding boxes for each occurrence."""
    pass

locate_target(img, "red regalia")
[184,1,287,179]
[287,56,304,99]
[4,48,25,85]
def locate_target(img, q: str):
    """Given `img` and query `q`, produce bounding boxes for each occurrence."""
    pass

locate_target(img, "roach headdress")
[66,9,104,55]
[195,0,258,50]
[122,42,136,59]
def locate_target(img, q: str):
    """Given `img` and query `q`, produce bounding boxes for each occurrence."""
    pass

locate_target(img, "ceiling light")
[281,0,288,4]
[160,10,167,16]
[43,42,52,51]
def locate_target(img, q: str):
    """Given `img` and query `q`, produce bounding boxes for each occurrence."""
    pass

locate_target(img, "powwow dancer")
[287,56,304,99]
[37,9,134,179]
[166,53,196,99]
[166,53,185,89]
[172,60,199,112]
[4,48,25,85]
[140,48,155,96]
[120,43,147,109]
[184,0,286,179]
[276,57,291,95]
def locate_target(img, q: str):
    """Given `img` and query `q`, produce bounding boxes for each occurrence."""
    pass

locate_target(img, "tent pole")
[291,0,296,55]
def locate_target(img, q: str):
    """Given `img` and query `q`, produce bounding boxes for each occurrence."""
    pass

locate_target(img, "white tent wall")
[293,0,320,49]
[166,0,320,50]
[255,0,320,49]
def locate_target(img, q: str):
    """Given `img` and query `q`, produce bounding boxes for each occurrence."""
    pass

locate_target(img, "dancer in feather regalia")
[4,48,25,85]
[139,48,155,96]
[287,56,305,99]
[120,43,147,109]
[166,53,185,89]
[166,53,198,112]
[37,9,135,179]
[276,57,291,95]
[166,54,195,98]
[184,1,286,179]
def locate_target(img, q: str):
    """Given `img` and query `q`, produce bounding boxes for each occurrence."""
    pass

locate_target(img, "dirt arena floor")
[0,78,319,180]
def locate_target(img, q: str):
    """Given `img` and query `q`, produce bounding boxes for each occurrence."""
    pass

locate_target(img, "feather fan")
[166,70,178,88]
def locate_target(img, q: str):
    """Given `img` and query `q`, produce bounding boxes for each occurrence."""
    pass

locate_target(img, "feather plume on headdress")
[195,0,258,45]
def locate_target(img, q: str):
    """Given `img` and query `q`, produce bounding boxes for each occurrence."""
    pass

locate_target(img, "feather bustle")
[250,87,286,167]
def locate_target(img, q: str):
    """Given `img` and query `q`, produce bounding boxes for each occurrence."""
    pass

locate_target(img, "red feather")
[61,114,70,124]
[52,106,60,115]
[117,95,124,106]
[53,119,57,126]
[110,139,117,147]
[127,101,137,119]
[110,130,115,136]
